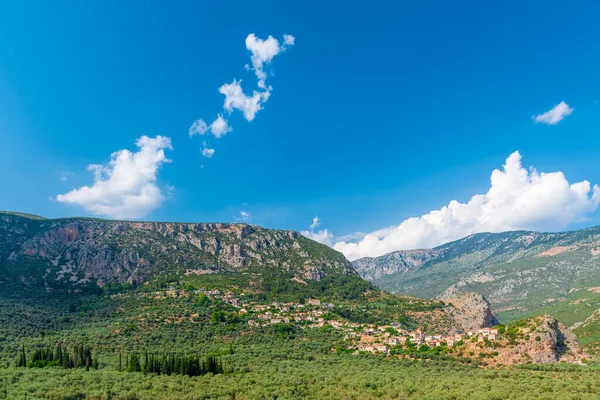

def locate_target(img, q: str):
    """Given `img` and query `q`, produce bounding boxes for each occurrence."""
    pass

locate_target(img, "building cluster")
[352,327,499,354]
[159,287,500,356]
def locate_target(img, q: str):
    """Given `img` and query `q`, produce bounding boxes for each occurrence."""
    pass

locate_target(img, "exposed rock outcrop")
[441,292,498,333]
[498,316,583,364]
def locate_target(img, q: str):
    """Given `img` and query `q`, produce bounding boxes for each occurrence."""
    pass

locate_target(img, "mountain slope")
[352,228,600,321]
[0,212,354,289]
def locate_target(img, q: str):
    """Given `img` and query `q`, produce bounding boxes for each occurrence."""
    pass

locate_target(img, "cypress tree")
[21,345,26,367]
[142,349,149,374]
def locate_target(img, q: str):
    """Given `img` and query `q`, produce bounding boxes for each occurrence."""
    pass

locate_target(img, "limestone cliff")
[496,316,584,365]
[441,292,498,333]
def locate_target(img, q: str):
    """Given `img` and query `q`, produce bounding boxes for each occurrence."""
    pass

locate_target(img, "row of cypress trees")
[16,344,97,370]
[16,345,224,377]
[120,351,223,377]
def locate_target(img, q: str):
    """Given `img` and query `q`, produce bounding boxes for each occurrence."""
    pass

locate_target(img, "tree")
[17,344,26,367]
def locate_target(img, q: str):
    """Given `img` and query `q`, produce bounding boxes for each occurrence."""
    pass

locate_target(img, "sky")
[1,1,600,261]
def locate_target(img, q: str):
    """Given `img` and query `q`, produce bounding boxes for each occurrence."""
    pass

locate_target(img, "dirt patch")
[536,246,577,258]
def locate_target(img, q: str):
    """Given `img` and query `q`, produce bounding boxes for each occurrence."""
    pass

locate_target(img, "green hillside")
[1,212,599,399]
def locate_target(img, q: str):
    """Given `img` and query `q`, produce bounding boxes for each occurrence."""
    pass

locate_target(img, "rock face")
[441,292,498,333]
[0,212,355,286]
[351,249,442,281]
[500,316,583,364]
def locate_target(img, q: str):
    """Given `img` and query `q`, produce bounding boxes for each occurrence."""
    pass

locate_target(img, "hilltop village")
[147,286,499,355]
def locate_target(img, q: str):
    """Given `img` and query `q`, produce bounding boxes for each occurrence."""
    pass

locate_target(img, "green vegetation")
[2,358,600,399]
[361,227,600,326]
[2,212,600,398]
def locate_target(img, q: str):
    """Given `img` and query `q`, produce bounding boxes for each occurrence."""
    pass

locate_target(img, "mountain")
[0,211,355,289]
[0,211,591,399]
[352,228,600,322]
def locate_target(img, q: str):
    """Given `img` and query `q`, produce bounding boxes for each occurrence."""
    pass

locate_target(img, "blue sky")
[1,1,600,259]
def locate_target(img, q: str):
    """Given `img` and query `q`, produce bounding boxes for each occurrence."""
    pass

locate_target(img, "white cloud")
[189,33,293,157]
[239,211,252,222]
[334,151,600,261]
[209,114,232,138]
[301,229,334,247]
[245,33,293,89]
[218,80,271,122]
[309,216,320,229]
[201,142,215,158]
[301,216,334,246]
[189,119,208,136]
[190,116,232,139]
[56,136,173,220]
[533,101,573,125]
[283,34,295,46]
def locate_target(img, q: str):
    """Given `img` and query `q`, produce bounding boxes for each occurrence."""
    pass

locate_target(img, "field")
[2,358,600,400]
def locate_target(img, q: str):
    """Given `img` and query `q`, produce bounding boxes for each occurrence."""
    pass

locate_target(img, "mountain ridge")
[352,227,600,323]
[0,211,355,288]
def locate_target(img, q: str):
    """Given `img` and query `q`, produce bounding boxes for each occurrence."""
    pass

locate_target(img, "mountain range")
[352,227,600,327]
[0,211,354,288]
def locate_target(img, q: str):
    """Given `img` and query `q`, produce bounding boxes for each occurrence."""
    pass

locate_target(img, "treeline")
[16,344,96,370]
[121,351,224,377]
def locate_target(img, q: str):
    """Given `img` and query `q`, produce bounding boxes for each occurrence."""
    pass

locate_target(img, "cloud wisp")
[238,211,253,223]
[332,151,600,261]
[533,101,573,125]
[189,33,294,157]
[309,216,320,229]
[56,136,173,219]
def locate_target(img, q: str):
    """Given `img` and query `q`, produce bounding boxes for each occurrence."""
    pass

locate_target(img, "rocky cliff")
[0,212,355,287]
[351,249,442,281]
[498,316,583,365]
[441,292,498,333]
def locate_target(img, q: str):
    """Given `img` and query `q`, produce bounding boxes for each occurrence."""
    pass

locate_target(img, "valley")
[1,212,600,399]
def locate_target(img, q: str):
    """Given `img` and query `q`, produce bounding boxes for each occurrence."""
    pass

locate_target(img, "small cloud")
[301,216,334,246]
[533,101,573,125]
[245,34,283,89]
[283,34,295,46]
[309,216,320,229]
[239,211,252,222]
[209,114,232,138]
[219,80,270,122]
[60,172,74,182]
[201,142,215,158]
[189,115,232,139]
[189,119,209,136]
